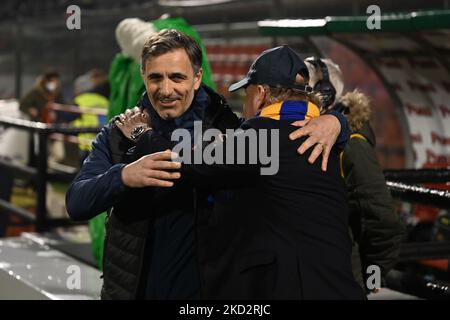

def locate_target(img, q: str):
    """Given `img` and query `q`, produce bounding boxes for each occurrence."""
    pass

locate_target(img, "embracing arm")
[327,110,350,150]
[65,125,128,221]
[289,111,349,171]
[179,124,264,189]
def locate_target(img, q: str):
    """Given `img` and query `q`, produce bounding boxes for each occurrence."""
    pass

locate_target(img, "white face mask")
[45,81,58,92]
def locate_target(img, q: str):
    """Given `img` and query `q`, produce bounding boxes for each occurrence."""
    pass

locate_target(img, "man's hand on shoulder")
[289,114,341,172]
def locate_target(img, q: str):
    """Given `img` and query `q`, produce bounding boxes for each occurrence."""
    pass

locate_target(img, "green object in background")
[107,54,145,120]
[89,17,216,270]
[88,212,106,270]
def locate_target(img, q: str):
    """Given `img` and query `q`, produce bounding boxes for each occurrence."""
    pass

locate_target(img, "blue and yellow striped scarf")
[257,100,320,121]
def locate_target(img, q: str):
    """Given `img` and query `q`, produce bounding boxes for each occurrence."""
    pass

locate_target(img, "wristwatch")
[130,125,150,142]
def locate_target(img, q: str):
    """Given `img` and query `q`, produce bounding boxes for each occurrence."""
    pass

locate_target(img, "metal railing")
[383,169,450,263]
[386,181,450,210]
[1,115,450,263]
[385,168,450,184]
[0,115,101,232]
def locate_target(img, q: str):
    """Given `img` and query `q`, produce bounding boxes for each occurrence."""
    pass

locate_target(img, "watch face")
[132,126,142,134]
[131,126,145,140]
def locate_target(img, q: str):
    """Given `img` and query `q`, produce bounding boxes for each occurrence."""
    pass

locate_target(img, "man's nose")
[159,78,173,96]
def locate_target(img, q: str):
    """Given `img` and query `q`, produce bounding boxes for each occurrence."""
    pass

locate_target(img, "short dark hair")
[43,71,60,81]
[141,29,202,74]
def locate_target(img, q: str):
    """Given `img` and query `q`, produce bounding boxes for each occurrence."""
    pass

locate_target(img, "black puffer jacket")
[341,122,406,290]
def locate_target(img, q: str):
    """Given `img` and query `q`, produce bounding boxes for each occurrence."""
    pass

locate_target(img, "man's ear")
[256,85,266,109]
[194,68,203,90]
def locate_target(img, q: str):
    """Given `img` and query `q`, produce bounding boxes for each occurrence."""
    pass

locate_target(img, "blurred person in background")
[87,68,110,99]
[19,71,63,167]
[304,57,406,292]
[72,69,110,164]
[19,71,63,123]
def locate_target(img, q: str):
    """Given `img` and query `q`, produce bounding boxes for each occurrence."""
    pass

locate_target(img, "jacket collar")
[140,85,209,140]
